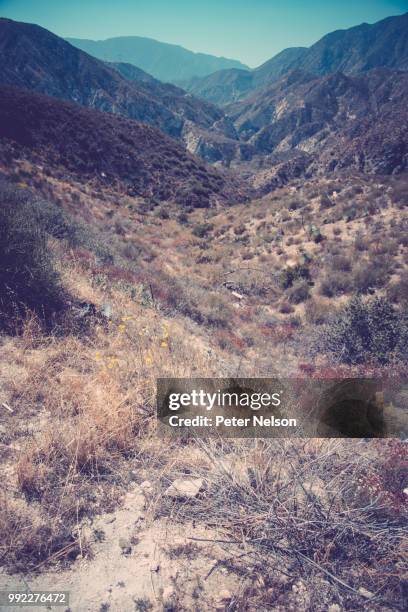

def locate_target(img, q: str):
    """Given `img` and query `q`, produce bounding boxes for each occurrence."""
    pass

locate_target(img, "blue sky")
[1,0,407,66]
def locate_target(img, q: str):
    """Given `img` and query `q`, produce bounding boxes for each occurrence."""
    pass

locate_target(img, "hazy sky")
[1,0,407,66]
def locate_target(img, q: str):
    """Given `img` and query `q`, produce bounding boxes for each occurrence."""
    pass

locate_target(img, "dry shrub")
[0,496,80,572]
[387,271,408,305]
[352,259,391,293]
[331,254,352,272]
[160,439,407,610]
[305,298,333,325]
[279,301,294,314]
[319,272,350,297]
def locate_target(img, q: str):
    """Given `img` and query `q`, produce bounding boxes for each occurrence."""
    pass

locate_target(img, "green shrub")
[177,212,189,225]
[287,280,310,304]
[0,183,66,332]
[279,264,310,289]
[29,194,113,264]
[319,295,407,364]
[192,223,214,238]
[319,194,333,210]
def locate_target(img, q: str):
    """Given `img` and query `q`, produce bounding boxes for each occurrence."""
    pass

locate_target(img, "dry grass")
[0,172,407,610]
[158,438,408,610]
[0,253,222,571]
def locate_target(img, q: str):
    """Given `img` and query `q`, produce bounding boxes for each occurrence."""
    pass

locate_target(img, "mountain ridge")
[229,67,408,191]
[0,18,238,160]
[66,35,249,83]
[181,12,408,106]
[0,84,247,206]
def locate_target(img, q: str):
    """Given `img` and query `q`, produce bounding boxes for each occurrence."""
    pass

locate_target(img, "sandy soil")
[0,482,245,612]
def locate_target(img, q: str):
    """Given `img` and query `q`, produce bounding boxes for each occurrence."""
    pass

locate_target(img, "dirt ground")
[0,480,246,612]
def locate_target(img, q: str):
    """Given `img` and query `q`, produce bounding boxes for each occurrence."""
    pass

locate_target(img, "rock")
[328,605,342,612]
[118,538,132,555]
[231,291,244,300]
[101,303,112,319]
[358,587,374,599]
[164,478,204,499]
[140,480,153,492]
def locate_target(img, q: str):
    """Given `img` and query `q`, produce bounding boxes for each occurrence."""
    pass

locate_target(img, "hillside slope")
[0,18,236,153]
[224,68,408,188]
[180,48,306,105]
[0,85,244,207]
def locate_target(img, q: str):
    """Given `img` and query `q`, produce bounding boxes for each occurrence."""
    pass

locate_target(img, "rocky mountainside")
[109,61,234,135]
[229,68,408,191]
[181,12,408,106]
[0,18,237,156]
[66,35,249,83]
[180,48,306,105]
[0,16,407,194]
[293,11,408,76]
[0,85,246,207]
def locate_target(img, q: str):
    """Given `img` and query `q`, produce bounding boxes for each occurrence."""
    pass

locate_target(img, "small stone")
[164,478,204,499]
[358,587,374,599]
[328,605,342,612]
[101,303,112,319]
[217,590,232,602]
[118,538,132,555]
[140,480,153,492]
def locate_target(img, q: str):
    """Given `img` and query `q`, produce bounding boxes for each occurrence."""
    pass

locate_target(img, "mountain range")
[231,68,408,192]
[181,12,408,106]
[66,35,249,82]
[0,18,239,157]
[0,13,407,197]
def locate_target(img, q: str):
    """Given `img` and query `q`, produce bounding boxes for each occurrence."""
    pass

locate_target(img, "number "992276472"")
[0,591,69,606]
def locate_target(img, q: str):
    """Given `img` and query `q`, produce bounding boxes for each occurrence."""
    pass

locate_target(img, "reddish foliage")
[364,440,408,516]
[260,323,295,343]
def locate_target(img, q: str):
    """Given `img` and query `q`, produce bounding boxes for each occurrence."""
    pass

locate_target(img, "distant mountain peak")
[0,17,241,162]
[66,35,249,83]
[181,11,408,106]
